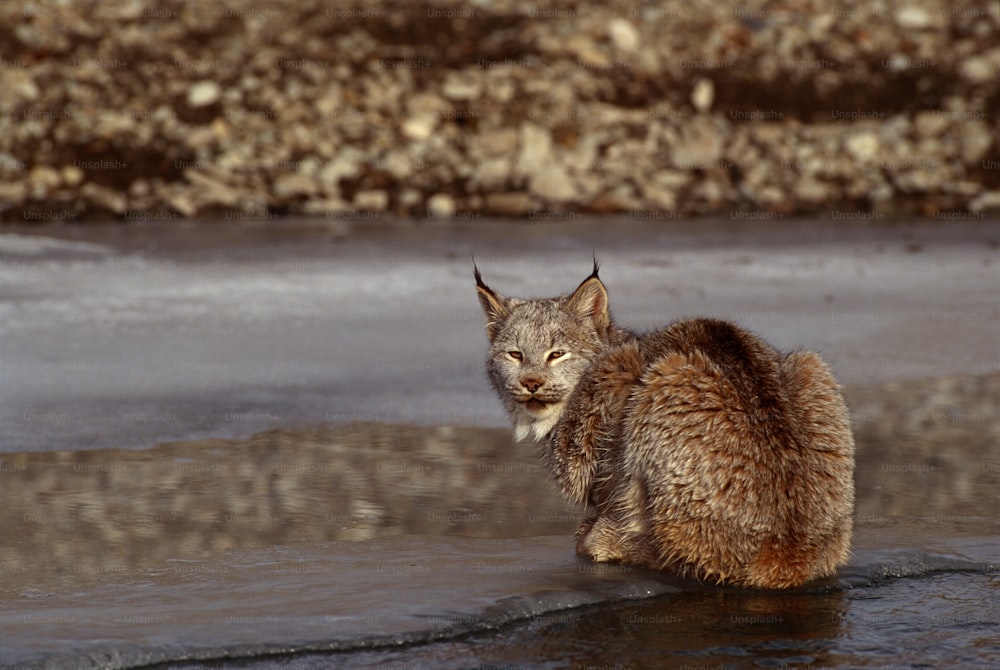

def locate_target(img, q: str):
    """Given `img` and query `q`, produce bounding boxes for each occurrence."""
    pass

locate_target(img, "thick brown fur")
[476,265,855,589]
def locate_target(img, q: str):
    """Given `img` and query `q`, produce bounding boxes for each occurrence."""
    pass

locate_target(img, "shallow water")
[2,411,998,669]
[2,217,998,453]
[2,218,999,668]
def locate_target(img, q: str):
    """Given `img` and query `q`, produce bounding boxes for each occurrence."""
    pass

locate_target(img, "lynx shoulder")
[475,262,855,589]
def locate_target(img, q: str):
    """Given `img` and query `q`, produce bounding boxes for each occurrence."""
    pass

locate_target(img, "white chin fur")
[512,402,563,442]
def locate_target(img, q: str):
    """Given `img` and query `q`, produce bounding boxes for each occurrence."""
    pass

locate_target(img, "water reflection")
[1,424,575,589]
[2,373,998,596]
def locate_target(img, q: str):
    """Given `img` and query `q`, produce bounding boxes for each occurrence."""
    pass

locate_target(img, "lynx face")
[475,265,612,442]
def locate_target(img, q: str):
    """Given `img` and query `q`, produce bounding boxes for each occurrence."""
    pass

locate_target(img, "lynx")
[475,261,855,589]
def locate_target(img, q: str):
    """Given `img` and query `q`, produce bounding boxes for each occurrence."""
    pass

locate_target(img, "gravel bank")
[1,0,998,221]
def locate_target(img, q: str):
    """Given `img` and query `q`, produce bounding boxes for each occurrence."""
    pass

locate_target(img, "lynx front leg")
[576,515,621,562]
[576,514,658,567]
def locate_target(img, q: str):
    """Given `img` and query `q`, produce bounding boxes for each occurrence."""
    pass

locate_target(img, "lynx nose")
[520,377,545,393]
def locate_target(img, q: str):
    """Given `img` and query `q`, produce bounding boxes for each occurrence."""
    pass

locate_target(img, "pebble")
[427,193,456,217]
[402,115,436,141]
[81,183,127,214]
[442,72,482,101]
[61,165,85,187]
[958,121,994,164]
[529,165,577,202]
[845,132,880,163]
[691,78,714,112]
[273,173,318,198]
[671,118,724,169]
[969,191,1000,213]
[516,123,553,177]
[608,19,640,52]
[913,111,950,138]
[187,81,221,108]
[959,54,998,84]
[894,7,934,29]
[29,166,62,197]
[484,191,532,216]
[354,190,388,212]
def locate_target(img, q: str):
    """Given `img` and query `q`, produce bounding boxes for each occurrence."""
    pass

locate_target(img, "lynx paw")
[575,517,625,563]
[576,514,660,567]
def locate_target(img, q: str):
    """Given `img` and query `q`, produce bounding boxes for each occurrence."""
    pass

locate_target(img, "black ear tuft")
[473,260,511,342]
[589,254,600,281]
[473,256,487,290]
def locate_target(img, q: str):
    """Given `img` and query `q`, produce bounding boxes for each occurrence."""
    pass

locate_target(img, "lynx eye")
[507,351,523,361]
[547,350,566,361]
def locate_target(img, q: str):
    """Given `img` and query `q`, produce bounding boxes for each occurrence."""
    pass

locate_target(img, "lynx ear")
[566,263,609,334]
[474,264,510,341]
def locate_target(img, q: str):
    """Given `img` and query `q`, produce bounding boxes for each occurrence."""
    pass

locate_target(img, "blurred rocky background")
[1,0,998,222]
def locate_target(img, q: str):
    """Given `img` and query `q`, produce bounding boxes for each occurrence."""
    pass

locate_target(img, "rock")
[794,177,835,203]
[129,179,150,198]
[749,184,786,207]
[671,118,724,169]
[607,182,644,210]
[81,183,127,214]
[571,172,604,200]
[166,190,198,217]
[894,6,933,29]
[0,182,27,203]
[639,181,677,210]
[0,70,39,110]
[187,81,221,108]
[483,74,515,103]
[959,120,993,164]
[442,72,482,101]
[652,169,691,190]
[319,149,364,187]
[845,132,880,163]
[426,193,456,217]
[893,163,946,192]
[399,189,423,210]
[563,139,597,178]
[585,191,628,213]
[0,153,25,172]
[691,78,714,112]
[529,165,577,202]
[568,36,611,69]
[959,56,994,84]
[61,165,85,187]
[273,173,318,198]
[868,181,895,203]
[608,19,640,52]
[402,115,437,141]
[354,190,388,211]
[28,166,62,197]
[485,192,532,216]
[301,198,349,216]
[379,151,413,179]
[741,162,771,193]
[406,92,450,117]
[913,111,950,138]
[185,169,242,206]
[968,190,1000,213]
[474,128,519,156]
[472,158,512,190]
[516,123,553,177]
